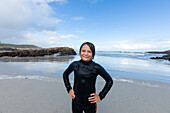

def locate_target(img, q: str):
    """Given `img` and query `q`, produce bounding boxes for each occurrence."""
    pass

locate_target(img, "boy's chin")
[82,59,91,62]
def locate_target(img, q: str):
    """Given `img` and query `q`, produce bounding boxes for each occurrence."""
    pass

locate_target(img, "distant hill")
[0,42,41,50]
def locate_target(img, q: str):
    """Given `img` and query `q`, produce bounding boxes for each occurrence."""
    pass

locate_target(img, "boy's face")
[80,44,93,62]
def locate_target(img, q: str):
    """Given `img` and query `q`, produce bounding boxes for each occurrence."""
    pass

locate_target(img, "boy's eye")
[81,50,92,53]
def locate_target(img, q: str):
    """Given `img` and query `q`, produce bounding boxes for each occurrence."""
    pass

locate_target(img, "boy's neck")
[80,59,92,66]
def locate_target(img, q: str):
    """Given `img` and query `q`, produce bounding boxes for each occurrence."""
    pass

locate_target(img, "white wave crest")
[115,78,134,83]
[139,82,159,87]
[0,75,62,82]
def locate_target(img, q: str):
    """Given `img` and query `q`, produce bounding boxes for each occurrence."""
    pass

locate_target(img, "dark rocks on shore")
[0,47,76,57]
[146,50,170,54]
[147,50,170,61]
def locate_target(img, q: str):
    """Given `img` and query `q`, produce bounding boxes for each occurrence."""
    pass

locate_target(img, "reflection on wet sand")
[0,56,75,62]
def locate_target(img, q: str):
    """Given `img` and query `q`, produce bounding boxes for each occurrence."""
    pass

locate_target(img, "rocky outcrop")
[150,54,170,61]
[148,50,170,61]
[146,50,170,54]
[0,47,76,57]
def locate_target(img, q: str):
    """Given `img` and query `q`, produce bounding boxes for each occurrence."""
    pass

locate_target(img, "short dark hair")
[79,42,95,58]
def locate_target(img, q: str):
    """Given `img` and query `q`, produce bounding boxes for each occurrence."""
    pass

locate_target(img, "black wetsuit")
[63,60,113,113]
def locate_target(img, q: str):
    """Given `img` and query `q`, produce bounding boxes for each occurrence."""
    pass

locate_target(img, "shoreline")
[1,74,170,88]
[0,78,170,113]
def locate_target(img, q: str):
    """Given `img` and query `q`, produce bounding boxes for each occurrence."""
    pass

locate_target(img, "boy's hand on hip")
[69,89,75,99]
[88,93,101,103]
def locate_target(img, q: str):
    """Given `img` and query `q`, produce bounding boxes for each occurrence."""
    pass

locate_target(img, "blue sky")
[0,0,170,51]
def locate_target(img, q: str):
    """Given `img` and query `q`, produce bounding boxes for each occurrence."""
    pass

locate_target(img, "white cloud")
[33,0,66,3]
[71,17,84,21]
[96,40,170,51]
[110,41,151,49]
[85,0,103,4]
[23,30,78,47]
[0,0,66,42]
[165,41,170,44]
[74,30,85,33]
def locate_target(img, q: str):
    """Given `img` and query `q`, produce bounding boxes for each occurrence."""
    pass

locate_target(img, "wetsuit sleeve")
[63,62,75,93]
[97,64,113,100]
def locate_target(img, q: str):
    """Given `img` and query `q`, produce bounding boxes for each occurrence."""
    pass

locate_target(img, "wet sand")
[0,78,170,113]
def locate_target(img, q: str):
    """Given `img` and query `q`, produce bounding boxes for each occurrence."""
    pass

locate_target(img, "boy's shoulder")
[70,60,79,65]
[93,61,103,69]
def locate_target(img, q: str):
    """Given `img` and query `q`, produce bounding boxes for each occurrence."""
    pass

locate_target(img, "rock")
[165,50,170,53]
[146,50,170,54]
[148,50,170,61]
[150,57,164,59]
[161,54,170,60]
[0,47,76,57]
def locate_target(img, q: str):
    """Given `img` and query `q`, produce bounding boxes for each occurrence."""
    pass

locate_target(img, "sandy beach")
[0,78,170,113]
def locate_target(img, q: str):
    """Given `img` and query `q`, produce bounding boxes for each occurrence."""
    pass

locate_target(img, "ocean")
[0,51,170,83]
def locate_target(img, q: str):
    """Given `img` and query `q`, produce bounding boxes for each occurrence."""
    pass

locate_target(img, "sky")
[0,0,170,51]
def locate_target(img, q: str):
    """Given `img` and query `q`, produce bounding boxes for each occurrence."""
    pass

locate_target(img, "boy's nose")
[85,51,88,55]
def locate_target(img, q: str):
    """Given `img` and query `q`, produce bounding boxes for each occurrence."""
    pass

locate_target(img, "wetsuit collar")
[80,59,93,66]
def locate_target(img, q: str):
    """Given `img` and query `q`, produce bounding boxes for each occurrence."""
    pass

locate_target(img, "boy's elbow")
[63,72,68,80]
[109,78,113,87]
